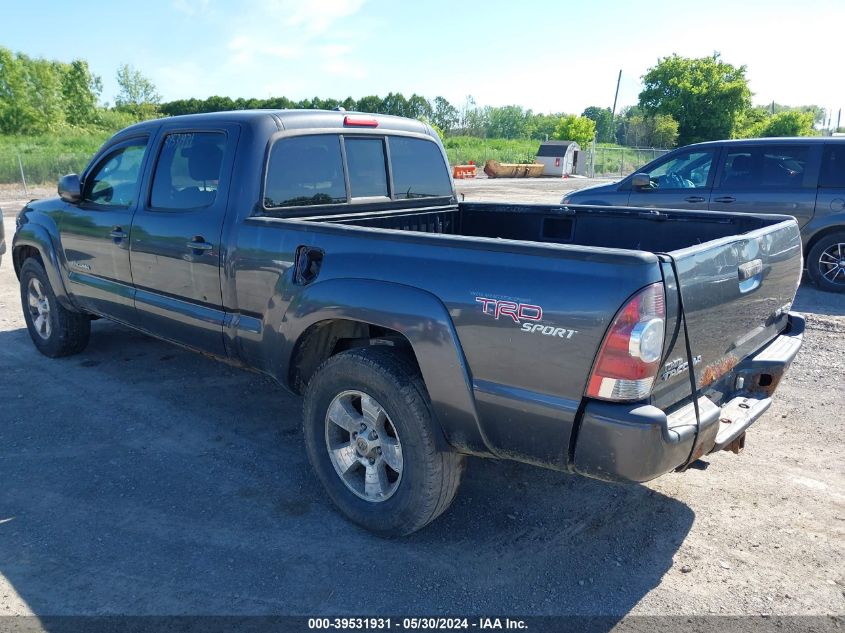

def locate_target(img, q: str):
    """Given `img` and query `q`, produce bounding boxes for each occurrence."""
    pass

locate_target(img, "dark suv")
[562,138,845,292]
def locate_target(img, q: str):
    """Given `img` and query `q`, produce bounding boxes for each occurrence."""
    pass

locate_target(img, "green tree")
[115,63,160,118]
[582,106,613,143]
[381,92,409,117]
[486,105,533,139]
[530,113,561,140]
[0,47,38,133]
[639,53,751,145]
[406,93,433,120]
[734,105,771,138]
[62,59,101,126]
[0,49,74,133]
[649,114,679,147]
[431,96,458,134]
[356,95,384,113]
[27,58,66,131]
[769,103,824,125]
[552,114,596,148]
[757,110,817,137]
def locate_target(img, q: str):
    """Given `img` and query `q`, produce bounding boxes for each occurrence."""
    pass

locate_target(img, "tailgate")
[652,216,802,409]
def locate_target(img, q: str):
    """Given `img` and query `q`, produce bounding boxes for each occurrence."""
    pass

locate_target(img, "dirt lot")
[0,180,843,620]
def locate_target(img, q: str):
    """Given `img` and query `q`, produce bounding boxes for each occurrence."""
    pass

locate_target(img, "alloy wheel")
[324,390,404,502]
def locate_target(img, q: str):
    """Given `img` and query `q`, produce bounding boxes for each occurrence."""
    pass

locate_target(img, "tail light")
[586,283,666,401]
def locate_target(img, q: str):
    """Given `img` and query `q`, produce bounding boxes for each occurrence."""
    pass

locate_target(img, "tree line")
[0,46,834,148]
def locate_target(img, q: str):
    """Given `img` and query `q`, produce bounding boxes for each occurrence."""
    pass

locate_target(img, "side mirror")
[58,174,82,203]
[631,173,651,189]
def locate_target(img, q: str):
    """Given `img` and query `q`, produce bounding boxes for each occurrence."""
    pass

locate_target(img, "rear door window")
[389,137,452,199]
[719,145,809,189]
[345,137,388,198]
[150,132,226,209]
[819,145,845,188]
[265,135,347,207]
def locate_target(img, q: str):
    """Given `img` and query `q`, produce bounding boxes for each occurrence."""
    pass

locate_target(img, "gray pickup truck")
[13,110,804,535]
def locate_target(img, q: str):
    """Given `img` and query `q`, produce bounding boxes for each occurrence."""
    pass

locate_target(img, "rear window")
[389,137,453,199]
[345,138,388,198]
[264,135,347,207]
[264,133,452,210]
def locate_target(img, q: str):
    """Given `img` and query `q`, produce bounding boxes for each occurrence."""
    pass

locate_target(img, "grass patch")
[442,136,542,166]
[0,130,110,185]
[0,130,670,185]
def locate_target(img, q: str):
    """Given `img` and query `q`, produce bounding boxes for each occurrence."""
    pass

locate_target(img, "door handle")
[684,196,705,203]
[109,226,128,241]
[714,196,736,204]
[186,238,213,252]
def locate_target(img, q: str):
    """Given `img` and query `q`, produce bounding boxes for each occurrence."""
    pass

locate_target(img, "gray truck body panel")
[13,110,804,482]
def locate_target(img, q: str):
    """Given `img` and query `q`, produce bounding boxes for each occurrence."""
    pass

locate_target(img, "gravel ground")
[0,181,842,621]
[455,175,614,203]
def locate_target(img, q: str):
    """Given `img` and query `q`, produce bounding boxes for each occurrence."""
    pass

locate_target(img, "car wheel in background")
[807,231,845,293]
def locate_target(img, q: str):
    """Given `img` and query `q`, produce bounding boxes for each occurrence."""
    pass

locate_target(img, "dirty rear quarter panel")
[230,219,662,468]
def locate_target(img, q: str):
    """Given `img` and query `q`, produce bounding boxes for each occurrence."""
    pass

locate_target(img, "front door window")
[83,139,147,207]
[642,151,715,190]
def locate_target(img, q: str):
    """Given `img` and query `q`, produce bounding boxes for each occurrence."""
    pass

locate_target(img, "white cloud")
[172,0,211,16]
[226,35,299,67]
[286,0,366,34]
[155,61,209,98]
[221,0,370,81]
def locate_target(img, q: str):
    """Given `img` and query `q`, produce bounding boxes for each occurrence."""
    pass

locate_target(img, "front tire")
[807,232,845,293]
[303,347,464,536]
[20,258,90,357]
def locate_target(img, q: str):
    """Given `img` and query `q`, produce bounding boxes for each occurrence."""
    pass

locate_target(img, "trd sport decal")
[474,297,578,339]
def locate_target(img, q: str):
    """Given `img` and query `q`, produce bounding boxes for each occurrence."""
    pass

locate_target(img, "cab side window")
[83,139,148,207]
[150,132,226,209]
[819,146,845,188]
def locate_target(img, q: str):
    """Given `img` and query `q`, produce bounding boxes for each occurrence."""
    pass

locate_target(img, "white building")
[536,141,582,176]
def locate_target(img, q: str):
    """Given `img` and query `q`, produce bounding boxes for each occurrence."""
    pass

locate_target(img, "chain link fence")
[0,149,92,194]
[583,146,671,178]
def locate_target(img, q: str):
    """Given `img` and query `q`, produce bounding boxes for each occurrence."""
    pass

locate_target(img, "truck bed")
[298,201,802,427]
[301,202,776,253]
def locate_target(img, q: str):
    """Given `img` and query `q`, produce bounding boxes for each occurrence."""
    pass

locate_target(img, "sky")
[1,0,843,123]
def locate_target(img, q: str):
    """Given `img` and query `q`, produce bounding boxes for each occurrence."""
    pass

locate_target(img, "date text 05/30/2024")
[308,617,528,630]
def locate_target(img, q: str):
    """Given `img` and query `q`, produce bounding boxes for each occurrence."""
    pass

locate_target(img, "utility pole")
[837,108,842,132]
[609,69,622,143]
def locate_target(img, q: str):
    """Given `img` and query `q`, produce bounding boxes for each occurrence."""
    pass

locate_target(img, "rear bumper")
[572,312,804,483]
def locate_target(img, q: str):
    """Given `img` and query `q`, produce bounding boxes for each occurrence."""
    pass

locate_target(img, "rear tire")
[20,258,90,357]
[303,347,464,536]
[807,231,845,293]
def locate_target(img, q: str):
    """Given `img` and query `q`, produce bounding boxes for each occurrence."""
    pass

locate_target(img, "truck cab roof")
[116,109,436,138]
